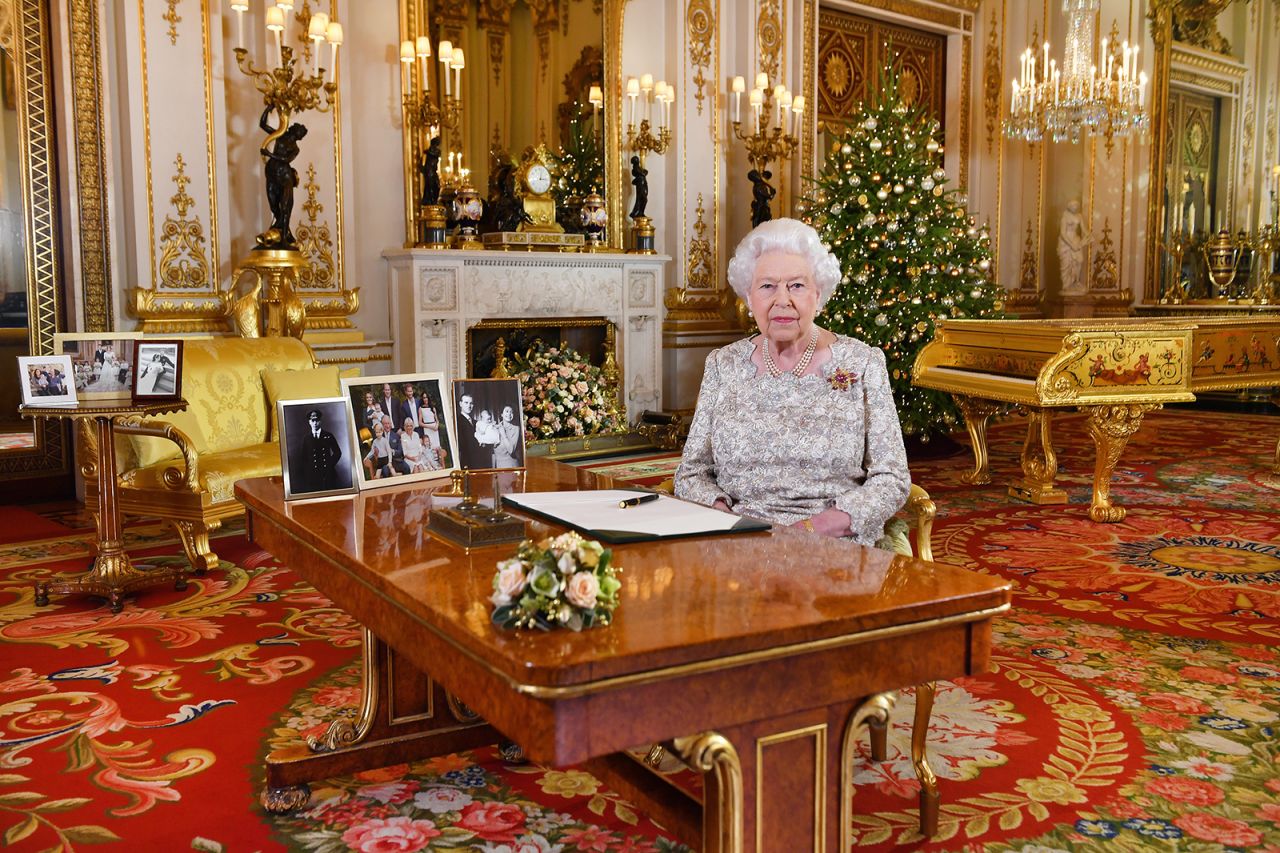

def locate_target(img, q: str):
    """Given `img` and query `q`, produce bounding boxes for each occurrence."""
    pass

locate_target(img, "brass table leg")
[1009,407,1068,504]
[912,682,940,838]
[954,396,1002,485]
[1082,403,1161,523]
[672,732,743,853]
[33,414,188,613]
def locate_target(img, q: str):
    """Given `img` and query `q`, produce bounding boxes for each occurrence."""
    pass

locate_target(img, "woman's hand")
[792,507,852,537]
[712,498,734,513]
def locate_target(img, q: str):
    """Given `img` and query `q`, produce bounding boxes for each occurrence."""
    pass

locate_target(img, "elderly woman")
[674,218,910,546]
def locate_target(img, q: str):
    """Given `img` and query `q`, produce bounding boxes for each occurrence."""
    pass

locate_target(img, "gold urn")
[1201,227,1242,300]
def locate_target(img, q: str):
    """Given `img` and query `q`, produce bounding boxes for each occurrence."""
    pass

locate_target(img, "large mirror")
[1144,3,1251,304]
[401,0,622,246]
[0,0,67,483]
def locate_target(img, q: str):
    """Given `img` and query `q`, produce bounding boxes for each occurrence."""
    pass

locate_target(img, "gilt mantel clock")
[515,145,564,234]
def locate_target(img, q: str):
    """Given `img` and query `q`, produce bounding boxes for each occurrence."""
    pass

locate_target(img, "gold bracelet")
[802,519,815,533]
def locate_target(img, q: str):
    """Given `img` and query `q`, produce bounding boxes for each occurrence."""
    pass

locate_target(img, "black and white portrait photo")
[452,378,525,470]
[131,340,184,400]
[339,372,457,490]
[18,355,77,407]
[278,397,357,500]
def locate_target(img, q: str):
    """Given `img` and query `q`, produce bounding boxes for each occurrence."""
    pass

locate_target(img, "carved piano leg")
[1009,408,1068,505]
[954,396,1001,485]
[1083,403,1161,523]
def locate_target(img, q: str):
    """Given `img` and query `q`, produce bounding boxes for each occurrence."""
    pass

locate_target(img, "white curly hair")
[725,218,842,309]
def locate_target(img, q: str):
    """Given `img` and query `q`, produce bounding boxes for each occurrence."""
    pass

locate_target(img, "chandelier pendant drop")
[763,327,819,379]
[1004,0,1149,145]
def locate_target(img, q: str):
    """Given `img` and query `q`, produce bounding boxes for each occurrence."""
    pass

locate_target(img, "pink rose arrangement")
[491,531,622,631]
[513,342,624,441]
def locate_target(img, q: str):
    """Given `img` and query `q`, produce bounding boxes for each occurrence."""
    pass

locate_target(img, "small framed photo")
[53,332,143,402]
[278,397,358,501]
[131,340,184,401]
[18,355,77,407]
[452,377,525,471]
[339,372,458,490]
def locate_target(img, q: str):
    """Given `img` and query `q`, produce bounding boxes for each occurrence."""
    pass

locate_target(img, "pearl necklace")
[763,328,818,379]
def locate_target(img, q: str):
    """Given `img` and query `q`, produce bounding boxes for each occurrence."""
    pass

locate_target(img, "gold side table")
[20,399,190,613]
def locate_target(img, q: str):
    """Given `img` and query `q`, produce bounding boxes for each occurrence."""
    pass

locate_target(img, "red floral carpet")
[1,409,1278,851]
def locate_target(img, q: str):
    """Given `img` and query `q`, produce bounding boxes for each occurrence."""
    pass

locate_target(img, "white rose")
[557,552,577,576]
[565,571,600,609]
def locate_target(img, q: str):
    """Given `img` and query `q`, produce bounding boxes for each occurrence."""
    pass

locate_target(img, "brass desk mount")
[427,470,527,549]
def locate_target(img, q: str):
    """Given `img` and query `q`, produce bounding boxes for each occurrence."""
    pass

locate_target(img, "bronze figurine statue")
[257,107,309,249]
[419,135,442,207]
[484,159,530,233]
[629,155,649,220]
[749,168,776,228]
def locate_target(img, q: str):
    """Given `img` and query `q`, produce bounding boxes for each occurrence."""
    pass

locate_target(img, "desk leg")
[954,396,1001,485]
[1082,403,1160,523]
[1009,407,1069,505]
[262,626,495,813]
[33,415,188,613]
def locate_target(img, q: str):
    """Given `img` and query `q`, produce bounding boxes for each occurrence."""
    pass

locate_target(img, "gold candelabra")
[624,74,673,253]
[398,35,467,247]
[226,0,342,338]
[727,72,803,226]
[1158,229,1192,305]
[1253,225,1279,306]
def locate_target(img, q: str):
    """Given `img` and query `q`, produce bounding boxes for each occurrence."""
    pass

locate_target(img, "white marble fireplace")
[383,249,669,423]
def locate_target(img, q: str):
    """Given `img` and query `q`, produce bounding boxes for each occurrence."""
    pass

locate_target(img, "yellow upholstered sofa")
[80,336,318,574]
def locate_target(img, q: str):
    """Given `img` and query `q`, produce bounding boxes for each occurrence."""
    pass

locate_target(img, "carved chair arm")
[906,483,936,563]
[113,417,202,492]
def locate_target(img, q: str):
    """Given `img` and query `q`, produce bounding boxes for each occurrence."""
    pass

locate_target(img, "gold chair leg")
[1082,403,1160,523]
[912,681,939,837]
[171,519,221,575]
[954,396,1000,485]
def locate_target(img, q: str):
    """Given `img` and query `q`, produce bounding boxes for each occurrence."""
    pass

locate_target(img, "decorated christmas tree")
[551,116,604,233]
[802,68,1001,441]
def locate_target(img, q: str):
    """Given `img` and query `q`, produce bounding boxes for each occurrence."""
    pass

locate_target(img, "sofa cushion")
[262,365,343,441]
[120,442,284,506]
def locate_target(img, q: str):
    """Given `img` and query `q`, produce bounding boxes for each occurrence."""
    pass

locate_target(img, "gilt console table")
[382,249,668,424]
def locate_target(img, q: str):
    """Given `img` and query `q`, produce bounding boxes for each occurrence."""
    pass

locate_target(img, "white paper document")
[504,490,750,538]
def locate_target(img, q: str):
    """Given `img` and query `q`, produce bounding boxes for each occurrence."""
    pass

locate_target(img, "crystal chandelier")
[1004,0,1149,144]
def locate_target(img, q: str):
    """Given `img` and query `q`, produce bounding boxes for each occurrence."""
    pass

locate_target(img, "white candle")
[439,41,453,96]
[265,6,284,65]
[626,77,639,126]
[1245,204,1252,230]
[326,21,342,82]
[452,48,463,100]
[749,87,763,133]
[1188,206,1196,233]
[231,1,248,51]
[399,40,413,94]
[731,76,745,123]
[791,95,804,136]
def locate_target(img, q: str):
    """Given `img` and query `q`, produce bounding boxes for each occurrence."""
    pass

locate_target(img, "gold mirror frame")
[397,0,623,250]
[0,0,68,481]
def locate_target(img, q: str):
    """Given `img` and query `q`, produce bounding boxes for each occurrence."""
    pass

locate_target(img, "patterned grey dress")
[674,334,910,546]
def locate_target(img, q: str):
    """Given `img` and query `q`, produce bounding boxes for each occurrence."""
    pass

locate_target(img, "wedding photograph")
[131,340,184,400]
[18,354,77,407]
[340,371,458,490]
[452,377,525,470]
[54,332,141,401]
[278,397,357,501]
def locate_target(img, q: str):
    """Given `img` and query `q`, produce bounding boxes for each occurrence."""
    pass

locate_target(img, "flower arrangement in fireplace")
[514,341,623,441]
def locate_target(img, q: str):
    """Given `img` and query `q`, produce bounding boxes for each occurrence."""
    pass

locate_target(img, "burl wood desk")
[236,459,1009,852]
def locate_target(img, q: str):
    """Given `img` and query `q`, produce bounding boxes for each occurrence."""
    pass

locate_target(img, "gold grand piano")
[913,317,1280,522]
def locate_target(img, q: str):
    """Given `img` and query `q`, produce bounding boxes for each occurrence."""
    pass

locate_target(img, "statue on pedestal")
[257,107,308,249]
[749,169,775,228]
[1057,199,1090,294]
[419,135,442,207]
[629,155,649,220]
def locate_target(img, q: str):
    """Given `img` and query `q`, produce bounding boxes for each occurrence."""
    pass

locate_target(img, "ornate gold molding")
[960,30,971,191]
[159,154,210,289]
[672,732,743,853]
[163,0,181,44]
[297,163,335,290]
[982,7,1000,155]
[1089,219,1120,292]
[68,0,112,331]
[687,0,713,115]
[686,193,712,290]
[756,0,781,84]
